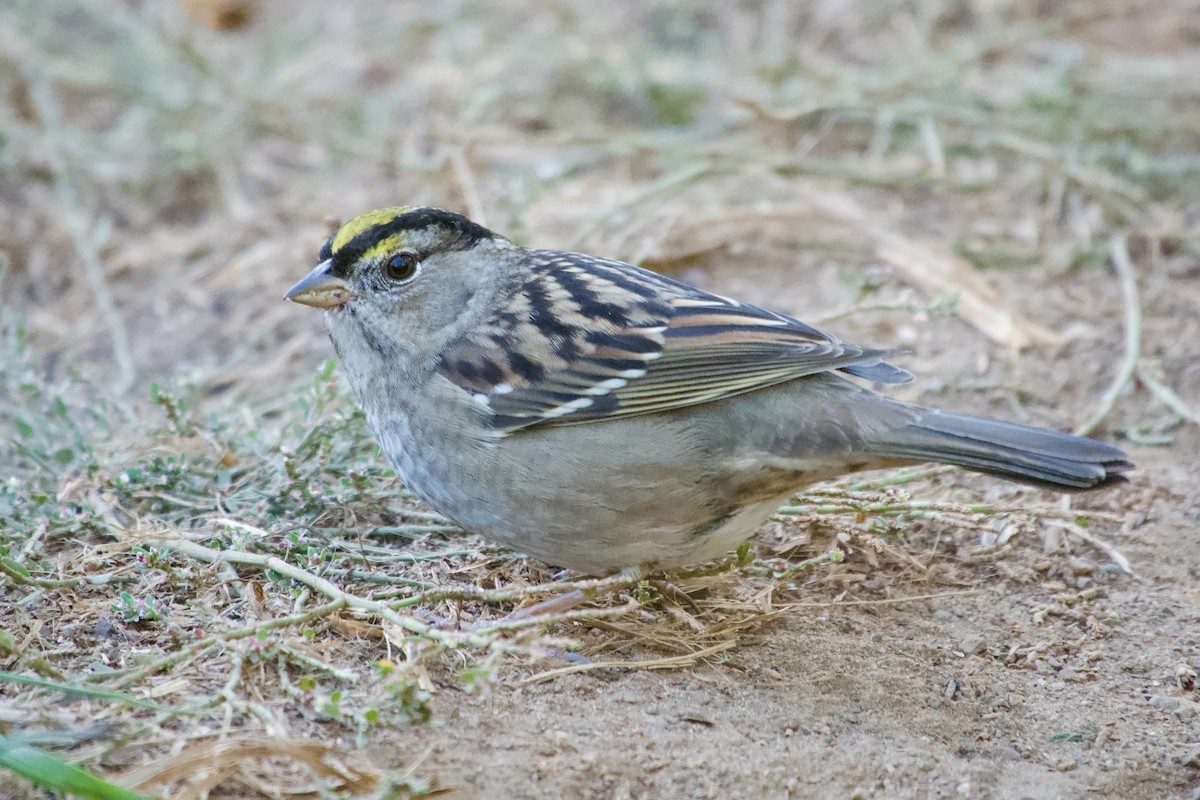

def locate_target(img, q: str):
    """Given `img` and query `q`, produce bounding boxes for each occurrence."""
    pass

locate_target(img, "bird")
[285,206,1132,575]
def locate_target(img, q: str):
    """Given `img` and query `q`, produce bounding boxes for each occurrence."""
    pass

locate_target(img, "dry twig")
[1075,235,1140,436]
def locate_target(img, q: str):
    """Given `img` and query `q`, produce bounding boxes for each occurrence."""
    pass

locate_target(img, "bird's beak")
[285,260,354,309]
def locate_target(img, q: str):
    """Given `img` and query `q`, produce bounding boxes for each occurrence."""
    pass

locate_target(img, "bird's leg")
[503,566,644,622]
[646,578,700,612]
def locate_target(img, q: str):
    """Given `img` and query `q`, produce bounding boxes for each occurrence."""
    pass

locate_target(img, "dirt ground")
[2,2,1199,799]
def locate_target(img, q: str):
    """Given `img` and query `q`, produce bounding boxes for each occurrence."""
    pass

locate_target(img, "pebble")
[1067,558,1095,576]
[1148,695,1181,712]
[1175,699,1200,722]
[959,634,988,656]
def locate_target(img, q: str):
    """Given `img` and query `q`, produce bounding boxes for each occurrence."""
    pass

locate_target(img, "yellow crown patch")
[331,206,414,254]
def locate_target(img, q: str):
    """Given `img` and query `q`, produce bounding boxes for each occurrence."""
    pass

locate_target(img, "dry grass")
[1,0,1197,797]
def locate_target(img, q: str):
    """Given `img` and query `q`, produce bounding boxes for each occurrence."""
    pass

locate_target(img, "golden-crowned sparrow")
[286,206,1132,574]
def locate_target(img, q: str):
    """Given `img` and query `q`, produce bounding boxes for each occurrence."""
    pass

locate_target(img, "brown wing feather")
[436,250,907,432]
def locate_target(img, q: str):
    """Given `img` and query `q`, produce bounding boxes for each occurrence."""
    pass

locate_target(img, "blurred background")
[2,0,1197,423]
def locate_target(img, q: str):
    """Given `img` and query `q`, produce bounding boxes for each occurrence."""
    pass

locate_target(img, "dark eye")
[384,252,419,282]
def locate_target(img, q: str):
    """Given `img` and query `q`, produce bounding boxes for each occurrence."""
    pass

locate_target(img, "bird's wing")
[436,250,909,432]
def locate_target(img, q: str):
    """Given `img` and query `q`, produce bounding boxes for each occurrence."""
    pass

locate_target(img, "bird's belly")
[460,498,785,575]
[655,499,787,567]
[395,454,721,573]
[370,382,867,574]
[387,436,823,574]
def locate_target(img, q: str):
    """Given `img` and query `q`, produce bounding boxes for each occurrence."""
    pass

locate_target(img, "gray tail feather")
[871,409,1133,491]
[841,353,914,385]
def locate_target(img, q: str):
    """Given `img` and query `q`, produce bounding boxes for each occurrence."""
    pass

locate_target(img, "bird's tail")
[868,409,1133,491]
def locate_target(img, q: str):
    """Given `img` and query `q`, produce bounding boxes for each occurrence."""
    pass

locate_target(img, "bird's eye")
[384,252,419,282]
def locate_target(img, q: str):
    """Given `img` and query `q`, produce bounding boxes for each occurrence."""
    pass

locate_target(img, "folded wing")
[436,250,910,432]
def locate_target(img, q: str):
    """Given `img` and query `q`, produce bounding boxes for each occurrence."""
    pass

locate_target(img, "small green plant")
[317,689,344,719]
[112,592,163,624]
[372,661,434,725]
[631,580,660,606]
[459,663,498,697]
